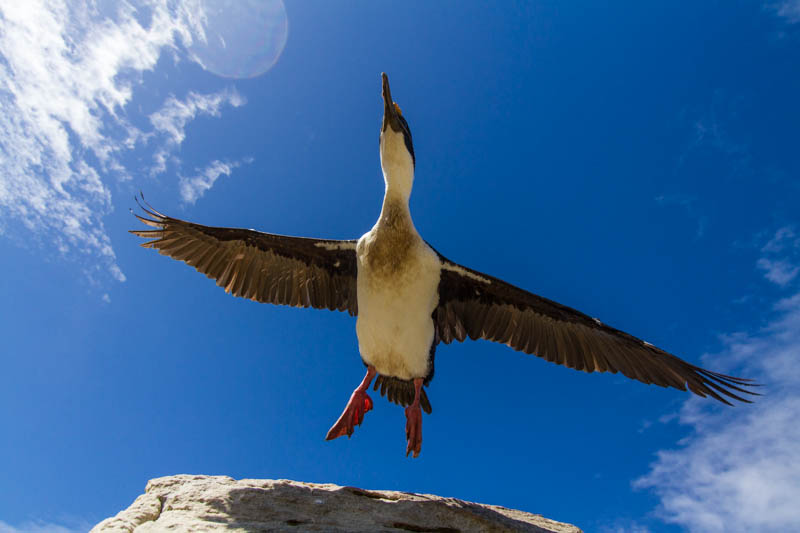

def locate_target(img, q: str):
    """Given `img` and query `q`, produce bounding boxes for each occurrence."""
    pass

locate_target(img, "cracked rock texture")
[92,475,582,532]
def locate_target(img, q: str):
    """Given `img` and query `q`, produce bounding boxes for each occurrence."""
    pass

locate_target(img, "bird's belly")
[355,245,441,380]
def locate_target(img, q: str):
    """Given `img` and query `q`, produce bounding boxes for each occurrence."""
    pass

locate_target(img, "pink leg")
[405,378,424,458]
[325,366,377,441]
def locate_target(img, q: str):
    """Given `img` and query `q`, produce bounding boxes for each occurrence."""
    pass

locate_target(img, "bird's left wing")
[433,252,756,405]
[131,202,359,315]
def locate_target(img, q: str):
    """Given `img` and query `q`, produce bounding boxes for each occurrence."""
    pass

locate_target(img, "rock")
[92,475,582,533]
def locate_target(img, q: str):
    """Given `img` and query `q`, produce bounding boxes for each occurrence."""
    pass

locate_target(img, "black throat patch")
[397,115,415,167]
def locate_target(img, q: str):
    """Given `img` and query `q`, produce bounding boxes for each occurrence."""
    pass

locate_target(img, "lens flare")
[189,0,288,79]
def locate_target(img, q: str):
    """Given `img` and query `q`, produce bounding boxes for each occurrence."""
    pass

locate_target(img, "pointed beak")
[382,72,401,132]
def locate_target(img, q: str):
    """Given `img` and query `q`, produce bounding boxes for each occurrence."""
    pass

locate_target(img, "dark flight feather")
[432,250,758,405]
[130,198,358,315]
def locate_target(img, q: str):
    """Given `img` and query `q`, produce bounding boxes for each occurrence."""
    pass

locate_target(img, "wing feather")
[433,251,757,405]
[131,200,358,315]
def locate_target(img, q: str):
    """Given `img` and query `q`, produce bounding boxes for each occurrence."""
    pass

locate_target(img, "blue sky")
[1,1,799,532]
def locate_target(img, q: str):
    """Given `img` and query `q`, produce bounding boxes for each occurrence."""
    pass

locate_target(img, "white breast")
[355,231,441,380]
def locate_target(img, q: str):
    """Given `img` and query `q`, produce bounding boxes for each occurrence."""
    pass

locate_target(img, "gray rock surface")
[92,475,582,532]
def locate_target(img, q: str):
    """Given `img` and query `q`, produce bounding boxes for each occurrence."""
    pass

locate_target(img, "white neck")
[382,166,414,206]
[379,171,413,230]
[380,128,415,206]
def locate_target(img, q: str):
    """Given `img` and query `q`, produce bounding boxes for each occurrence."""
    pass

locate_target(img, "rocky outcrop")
[92,475,582,532]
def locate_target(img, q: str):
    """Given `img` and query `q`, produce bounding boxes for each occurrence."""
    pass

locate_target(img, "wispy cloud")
[150,89,245,146]
[151,148,172,177]
[756,258,799,286]
[655,194,708,239]
[0,1,211,284]
[179,157,252,205]
[634,292,800,532]
[599,521,651,533]
[0,2,249,286]
[771,1,800,23]
[0,519,89,533]
[757,226,800,287]
[761,226,799,254]
[676,92,752,180]
[691,115,748,163]
[147,88,246,177]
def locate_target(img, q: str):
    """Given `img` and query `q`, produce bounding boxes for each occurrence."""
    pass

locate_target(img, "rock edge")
[92,475,582,533]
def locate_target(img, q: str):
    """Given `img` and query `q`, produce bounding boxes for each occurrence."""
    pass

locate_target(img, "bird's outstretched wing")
[433,252,757,405]
[131,199,359,315]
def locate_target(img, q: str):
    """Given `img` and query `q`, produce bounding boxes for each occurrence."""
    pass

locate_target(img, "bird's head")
[380,73,415,199]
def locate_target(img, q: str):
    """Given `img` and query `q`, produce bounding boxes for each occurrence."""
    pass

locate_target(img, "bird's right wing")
[131,201,359,315]
[433,253,757,405]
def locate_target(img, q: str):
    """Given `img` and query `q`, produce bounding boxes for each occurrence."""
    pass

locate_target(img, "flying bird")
[132,73,756,457]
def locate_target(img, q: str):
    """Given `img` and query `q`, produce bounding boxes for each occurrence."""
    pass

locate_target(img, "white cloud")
[773,1,800,23]
[692,115,747,161]
[0,519,89,533]
[149,88,245,147]
[675,93,752,187]
[0,0,207,283]
[757,257,799,286]
[599,521,651,533]
[655,194,707,239]
[147,88,245,176]
[179,157,252,205]
[150,148,171,177]
[761,226,798,254]
[634,293,800,533]
[757,226,800,287]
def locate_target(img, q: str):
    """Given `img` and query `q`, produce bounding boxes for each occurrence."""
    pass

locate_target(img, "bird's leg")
[405,378,424,458]
[325,366,377,441]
